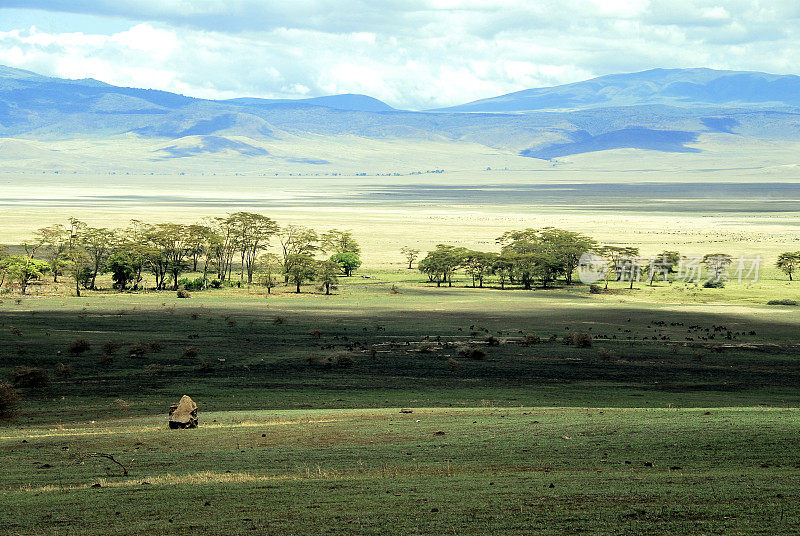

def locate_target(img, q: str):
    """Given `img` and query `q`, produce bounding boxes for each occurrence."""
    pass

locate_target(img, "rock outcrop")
[168,395,198,429]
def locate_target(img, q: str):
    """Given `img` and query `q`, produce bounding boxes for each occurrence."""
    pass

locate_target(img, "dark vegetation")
[1,299,798,424]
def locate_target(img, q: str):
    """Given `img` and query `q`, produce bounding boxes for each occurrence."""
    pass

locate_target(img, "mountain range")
[1,65,799,172]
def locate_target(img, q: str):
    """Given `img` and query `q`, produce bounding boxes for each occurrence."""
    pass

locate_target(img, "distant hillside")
[437,68,800,112]
[1,65,800,169]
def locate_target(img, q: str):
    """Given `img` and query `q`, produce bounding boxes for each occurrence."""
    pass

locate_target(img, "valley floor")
[1,273,799,534]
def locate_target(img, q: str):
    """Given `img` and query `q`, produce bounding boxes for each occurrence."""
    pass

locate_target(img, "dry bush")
[98,354,114,366]
[129,343,148,358]
[8,366,50,388]
[102,340,122,354]
[446,358,461,370]
[564,331,593,348]
[0,383,21,420]
[273,316,286,325]
[196,359,214,372]
[522,334,541,345]
[418,343,435,354]
[9,326,23,336]
[149,341,165,353]
[589,284,602,294]
[56,362,75,377]
[390,284,401,294]
[308,328,323,338]
[67,338,91,355]
[144,364,164,376]
[486,336,500,347]
[693,351,706,362]
[307,352,356,369]
[177,289,191,298]
[456,345,486,360]
[182,346,199,359]
[598,348,616,362]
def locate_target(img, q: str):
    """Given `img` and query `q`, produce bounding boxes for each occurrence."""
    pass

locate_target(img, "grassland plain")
[1,271,800,534]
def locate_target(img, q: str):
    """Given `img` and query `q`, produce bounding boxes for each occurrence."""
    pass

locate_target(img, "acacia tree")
[776,252,800,281]
[284,253,317,293]
[401,246,420,269]
[145,223,191,290]
[230,212,279,284]
[34,224,70,282]
[65,249,92,297]
[597,245,640,290]
[321,229,360,256]
[80,226,115,290]
[491,253,515,289]
[280,225,319,283]
[0,251,50,294]
[211,216,239,281]
[646,250,680,286]
[418,245,467,287]
[537,227,597,285]
[463,250,496,288]
[256,253,281,294]
[330,252,362,276]
[702,253,733,284]
[317,260,340,295]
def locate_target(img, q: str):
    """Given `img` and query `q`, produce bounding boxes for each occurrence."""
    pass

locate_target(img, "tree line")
[2,218,798,296]
[408,229,799,289]
[0,213,361,295]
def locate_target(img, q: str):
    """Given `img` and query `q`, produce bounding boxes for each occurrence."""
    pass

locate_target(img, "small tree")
[317,260,340,295]
[401,246,420,269]
[284,253,317,293]
[702,253,733,284]
[646,250,680,286]
[321,229,361,255]
[65,249,93,297]
[0,255,50,295]
[330,252,362,276]
[106,250,142,290]
[256,253,281,294]
[34,224,70,282]
[776,252,800,281]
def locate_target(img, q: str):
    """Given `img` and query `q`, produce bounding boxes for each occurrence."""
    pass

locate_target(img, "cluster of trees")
[412,228,800,289]
[416,228,597,288]
[0,214,362,295]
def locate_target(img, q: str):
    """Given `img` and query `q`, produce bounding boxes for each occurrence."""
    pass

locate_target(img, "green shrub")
[177,289,191,298]
[767,299,798,306]
[589,284,602,294]
[703,279,725,289]
[178,277,206,291]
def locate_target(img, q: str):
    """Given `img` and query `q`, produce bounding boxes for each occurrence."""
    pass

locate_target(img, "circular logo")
[577,252,607,284]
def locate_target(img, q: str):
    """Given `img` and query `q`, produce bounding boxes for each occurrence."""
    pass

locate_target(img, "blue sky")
[1,1,798,109]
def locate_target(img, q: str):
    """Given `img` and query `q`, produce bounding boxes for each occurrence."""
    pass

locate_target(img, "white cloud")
[0,1,799,108]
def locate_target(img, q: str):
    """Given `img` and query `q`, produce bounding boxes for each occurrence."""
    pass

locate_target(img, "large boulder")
[168,395,198,429]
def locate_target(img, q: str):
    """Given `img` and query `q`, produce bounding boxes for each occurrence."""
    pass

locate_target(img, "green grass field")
[2,271,800,534]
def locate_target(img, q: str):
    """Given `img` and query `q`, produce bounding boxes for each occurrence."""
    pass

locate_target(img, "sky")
[0,1,798,110]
